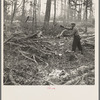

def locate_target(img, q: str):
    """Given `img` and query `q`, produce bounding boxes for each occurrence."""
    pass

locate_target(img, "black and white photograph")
[3,0,95,85]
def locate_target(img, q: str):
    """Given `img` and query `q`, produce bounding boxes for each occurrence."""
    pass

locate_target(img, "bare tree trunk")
[11,0,17,25]
[78,0,82,21]
[43,0,51,31]
[38,0,41,22]
[67,0,70,22]
[60,0,63,17]
[78,0,83,22]
[32,14,34,34]
[53,0,56,25]
[22,0,25,22]
[11,1,14,17]
[4,0,7,23]
[32,0,34,33]
[29,1,33,17]
[85,0,88,32]
[32,0,37,34]
[34,0,37,30]
[63,0,67,25]
[74,0,77,21]
[89,0,93,22]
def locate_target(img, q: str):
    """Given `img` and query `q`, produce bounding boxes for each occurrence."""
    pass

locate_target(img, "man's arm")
[65,27,72,30]
[60,25,72,30]
[56,29,67,38]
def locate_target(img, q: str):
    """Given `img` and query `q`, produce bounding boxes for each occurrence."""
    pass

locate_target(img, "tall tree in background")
[29,1,33,17]
[63,0,67,25]
[43,0,52,30]
[53,0,56,25]
[74,0,77,21]
[22,0,25,22]
[38,0,41,22]
[67,0,70,22]
[89,0,93,22]
[4,0,10,22]
[34,0,37,30]
[32,0,37,34]
[11,0,14,19]
[11,0,18,25]
[85,0,88,32]
[78,0,82,21]
[60,0,63,18]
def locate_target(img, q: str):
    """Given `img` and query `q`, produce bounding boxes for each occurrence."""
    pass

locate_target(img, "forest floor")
[3,22,95,85]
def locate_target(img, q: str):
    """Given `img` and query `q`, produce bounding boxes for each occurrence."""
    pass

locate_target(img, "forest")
[4,0,95,85]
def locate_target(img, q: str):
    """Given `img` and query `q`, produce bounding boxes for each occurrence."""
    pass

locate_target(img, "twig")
[74,77,82,85]
[4,35,14,44]
[7,42,26,47]
[9,69,20,85]
[18,50,38,66]
[4,32,22,44]
[32,54,38,65]
[29,45,54,55]
[18,49,49,69]
[35,55,49,68]
[64,70,94,85]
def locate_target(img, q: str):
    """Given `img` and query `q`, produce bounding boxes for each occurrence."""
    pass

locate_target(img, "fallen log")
[80,34,94,38]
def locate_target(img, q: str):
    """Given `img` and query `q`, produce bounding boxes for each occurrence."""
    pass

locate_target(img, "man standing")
[59,23,83,54]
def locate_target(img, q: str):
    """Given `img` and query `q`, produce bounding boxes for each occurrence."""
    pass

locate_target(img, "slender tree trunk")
[74,0,77,21]
[11,0,17,25]
[22,0,25,22]
[63,0,66,25]
[32,0,37,34]
[32,0,34,33]
[38,0,41,22]
[53,0,56,25]
[78,0,82,21]
[85,0,88,32]
[34,0,37,30]
[67,0,70,22]
[89,7,92,22]
[4,0,7,23]
[80,0,83,21]
[11,1,14,17]
[43,0,51,30]
[60,0,63,17]
[89,0,93,22]
[29,2,33,17]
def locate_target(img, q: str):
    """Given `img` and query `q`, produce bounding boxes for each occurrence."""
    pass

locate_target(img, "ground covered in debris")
[4,24,95,85]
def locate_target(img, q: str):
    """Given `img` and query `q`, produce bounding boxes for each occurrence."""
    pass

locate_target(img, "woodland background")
[4,0,95,85]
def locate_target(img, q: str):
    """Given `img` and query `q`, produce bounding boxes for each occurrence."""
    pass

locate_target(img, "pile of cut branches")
[4,25,95,85]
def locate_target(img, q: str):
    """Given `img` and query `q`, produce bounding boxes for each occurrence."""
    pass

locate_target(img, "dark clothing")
[60,26,83,53]
[71,27,82,52]
[72,35,82,52]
